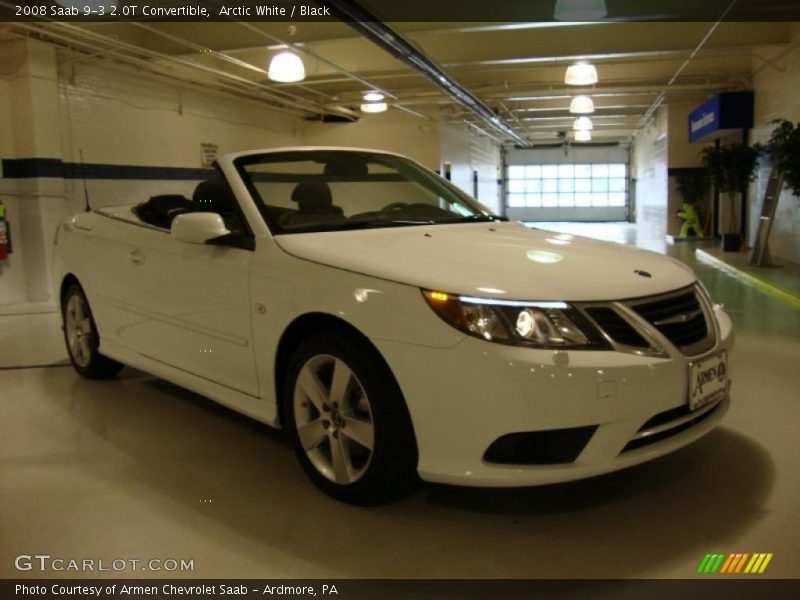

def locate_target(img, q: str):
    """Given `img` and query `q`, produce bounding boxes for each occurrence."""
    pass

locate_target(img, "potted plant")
[765,119,800,197]
[701,142,760,252]
[675,168,710,237]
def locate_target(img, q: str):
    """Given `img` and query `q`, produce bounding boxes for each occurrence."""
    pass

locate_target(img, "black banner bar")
[3,0,800,23]
[3,579,800,600]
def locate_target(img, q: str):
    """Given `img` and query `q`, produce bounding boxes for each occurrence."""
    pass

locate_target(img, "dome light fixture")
[569,95,595,114]
[362,91,384,102]
[267,51,305,83]
[574,129,592,142]
[554,0,608,21]
[361,102,388,114]
[565,62,598,86]
[573,116,594,131]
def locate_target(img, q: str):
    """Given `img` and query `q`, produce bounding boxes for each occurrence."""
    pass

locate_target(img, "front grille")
[585,307,649,348]
[576,286,716,357]
[484,426,598,465]
[632,289,710,351]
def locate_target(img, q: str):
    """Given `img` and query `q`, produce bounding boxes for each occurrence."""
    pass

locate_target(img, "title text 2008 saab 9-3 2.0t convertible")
[53,147,733,504]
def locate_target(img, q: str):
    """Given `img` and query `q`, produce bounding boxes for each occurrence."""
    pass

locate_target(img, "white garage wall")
[0,39,65,307]
[439,120,502,214]
[632,107,669,241]
[57,59,305,211]
[747,28,800,264]
[0,78,12,157]
[301,109,441,171]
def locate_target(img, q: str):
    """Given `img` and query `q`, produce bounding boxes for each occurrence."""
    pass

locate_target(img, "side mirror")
[171,212,230,244]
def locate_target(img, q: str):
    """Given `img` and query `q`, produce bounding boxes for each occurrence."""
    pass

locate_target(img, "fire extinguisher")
[0,201,11,260]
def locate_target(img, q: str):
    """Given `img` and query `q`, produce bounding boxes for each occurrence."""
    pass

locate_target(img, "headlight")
[422,290,609,349]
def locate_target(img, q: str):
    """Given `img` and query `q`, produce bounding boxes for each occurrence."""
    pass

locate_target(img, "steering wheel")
[381,202,409,212]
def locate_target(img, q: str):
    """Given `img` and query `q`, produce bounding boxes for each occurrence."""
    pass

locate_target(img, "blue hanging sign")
[688,91,754,143]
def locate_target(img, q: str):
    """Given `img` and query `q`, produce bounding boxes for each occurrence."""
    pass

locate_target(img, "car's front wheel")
[284,330,418,504]
[62,283,123,379]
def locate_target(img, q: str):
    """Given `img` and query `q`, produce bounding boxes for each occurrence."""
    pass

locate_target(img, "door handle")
[129,249,145,265]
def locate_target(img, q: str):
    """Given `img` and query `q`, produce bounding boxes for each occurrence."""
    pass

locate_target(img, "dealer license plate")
[688,351,728,411]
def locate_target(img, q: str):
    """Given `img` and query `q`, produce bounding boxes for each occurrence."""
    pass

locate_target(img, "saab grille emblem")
[697,552,773,574]
[654,308,703,326]
[634,270,652,278]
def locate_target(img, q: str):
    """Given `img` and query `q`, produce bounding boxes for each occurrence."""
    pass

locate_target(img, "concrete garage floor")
[1,225,799,579]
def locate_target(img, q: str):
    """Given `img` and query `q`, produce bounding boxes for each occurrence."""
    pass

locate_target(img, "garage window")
[507,163,628,209]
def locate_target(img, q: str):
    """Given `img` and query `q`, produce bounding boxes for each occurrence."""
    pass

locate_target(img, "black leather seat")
[280,181,344,228]
[135,194,193,229]
[193,179,237,213]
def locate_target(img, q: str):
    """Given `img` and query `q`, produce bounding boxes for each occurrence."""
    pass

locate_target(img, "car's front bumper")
[377,304,733,487]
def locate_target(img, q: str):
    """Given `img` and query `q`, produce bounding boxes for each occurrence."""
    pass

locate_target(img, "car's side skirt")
[100,339,280,428]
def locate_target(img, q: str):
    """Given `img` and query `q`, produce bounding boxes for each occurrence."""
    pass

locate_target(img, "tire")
[283,330,418,504]
[62,283,124,379]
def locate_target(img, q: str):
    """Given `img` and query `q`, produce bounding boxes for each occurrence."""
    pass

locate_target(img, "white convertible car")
[53,147,732,503]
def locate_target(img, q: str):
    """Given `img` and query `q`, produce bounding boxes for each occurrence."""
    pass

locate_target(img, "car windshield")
[235,150,500,234]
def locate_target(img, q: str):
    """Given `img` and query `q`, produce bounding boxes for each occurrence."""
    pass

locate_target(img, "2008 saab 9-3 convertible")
[53,147,733,504]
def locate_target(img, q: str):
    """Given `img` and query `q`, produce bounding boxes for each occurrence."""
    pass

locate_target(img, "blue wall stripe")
[1,158,215,181]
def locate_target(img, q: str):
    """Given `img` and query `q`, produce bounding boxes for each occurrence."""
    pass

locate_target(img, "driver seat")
[280,181,343,228]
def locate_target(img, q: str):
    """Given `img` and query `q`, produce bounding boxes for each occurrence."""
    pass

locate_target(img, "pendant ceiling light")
[573,116,594,131]
[267,51,305,83]
[361,102,388,113]
[361,91,388,113]
[569,95,595,114]
[574,129,592,142]
[362,91,384,102]
[565,62,598,86]
[554,0,607,21]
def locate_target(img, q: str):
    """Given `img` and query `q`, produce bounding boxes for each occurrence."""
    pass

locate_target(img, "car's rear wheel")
[284,330,418,504]
[62,284,123,379]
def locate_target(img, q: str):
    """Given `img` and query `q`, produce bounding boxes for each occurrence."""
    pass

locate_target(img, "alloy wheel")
[293,354,375,484]
[65,294,94,368]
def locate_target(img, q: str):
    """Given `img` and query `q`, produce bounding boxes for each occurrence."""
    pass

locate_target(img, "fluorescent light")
[267,51,305,83]
[361,102,388,113]
[574,130,592,142]
[565,62,598,86]
[362,91,384,102]
[554,0,607,21]
[573,116,594,131]
[569,95,595,114]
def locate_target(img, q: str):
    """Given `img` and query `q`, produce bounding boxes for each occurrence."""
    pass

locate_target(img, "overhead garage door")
[504,146,630,222]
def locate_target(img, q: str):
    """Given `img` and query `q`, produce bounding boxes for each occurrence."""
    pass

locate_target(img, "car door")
[119,185,259,397]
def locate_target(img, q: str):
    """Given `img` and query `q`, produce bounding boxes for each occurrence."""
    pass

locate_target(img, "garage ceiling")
[2,2,798,145]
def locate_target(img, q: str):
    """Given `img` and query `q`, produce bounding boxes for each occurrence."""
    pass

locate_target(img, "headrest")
[291,181,333,212]
[192,179,237,213]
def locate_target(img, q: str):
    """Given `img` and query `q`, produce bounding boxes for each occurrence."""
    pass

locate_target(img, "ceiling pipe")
[11,24,310,117]
[16,22,350,118]
[325,0,530,146]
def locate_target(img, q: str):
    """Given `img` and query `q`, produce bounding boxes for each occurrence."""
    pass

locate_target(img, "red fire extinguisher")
[0,201,11,260]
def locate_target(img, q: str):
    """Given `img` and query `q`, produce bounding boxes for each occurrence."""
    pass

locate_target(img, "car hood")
[274,221,696,301]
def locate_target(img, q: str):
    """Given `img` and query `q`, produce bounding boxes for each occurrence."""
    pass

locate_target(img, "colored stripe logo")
[697,553,773,574]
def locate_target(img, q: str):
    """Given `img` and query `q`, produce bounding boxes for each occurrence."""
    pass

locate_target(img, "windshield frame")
[233,149,502,235]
